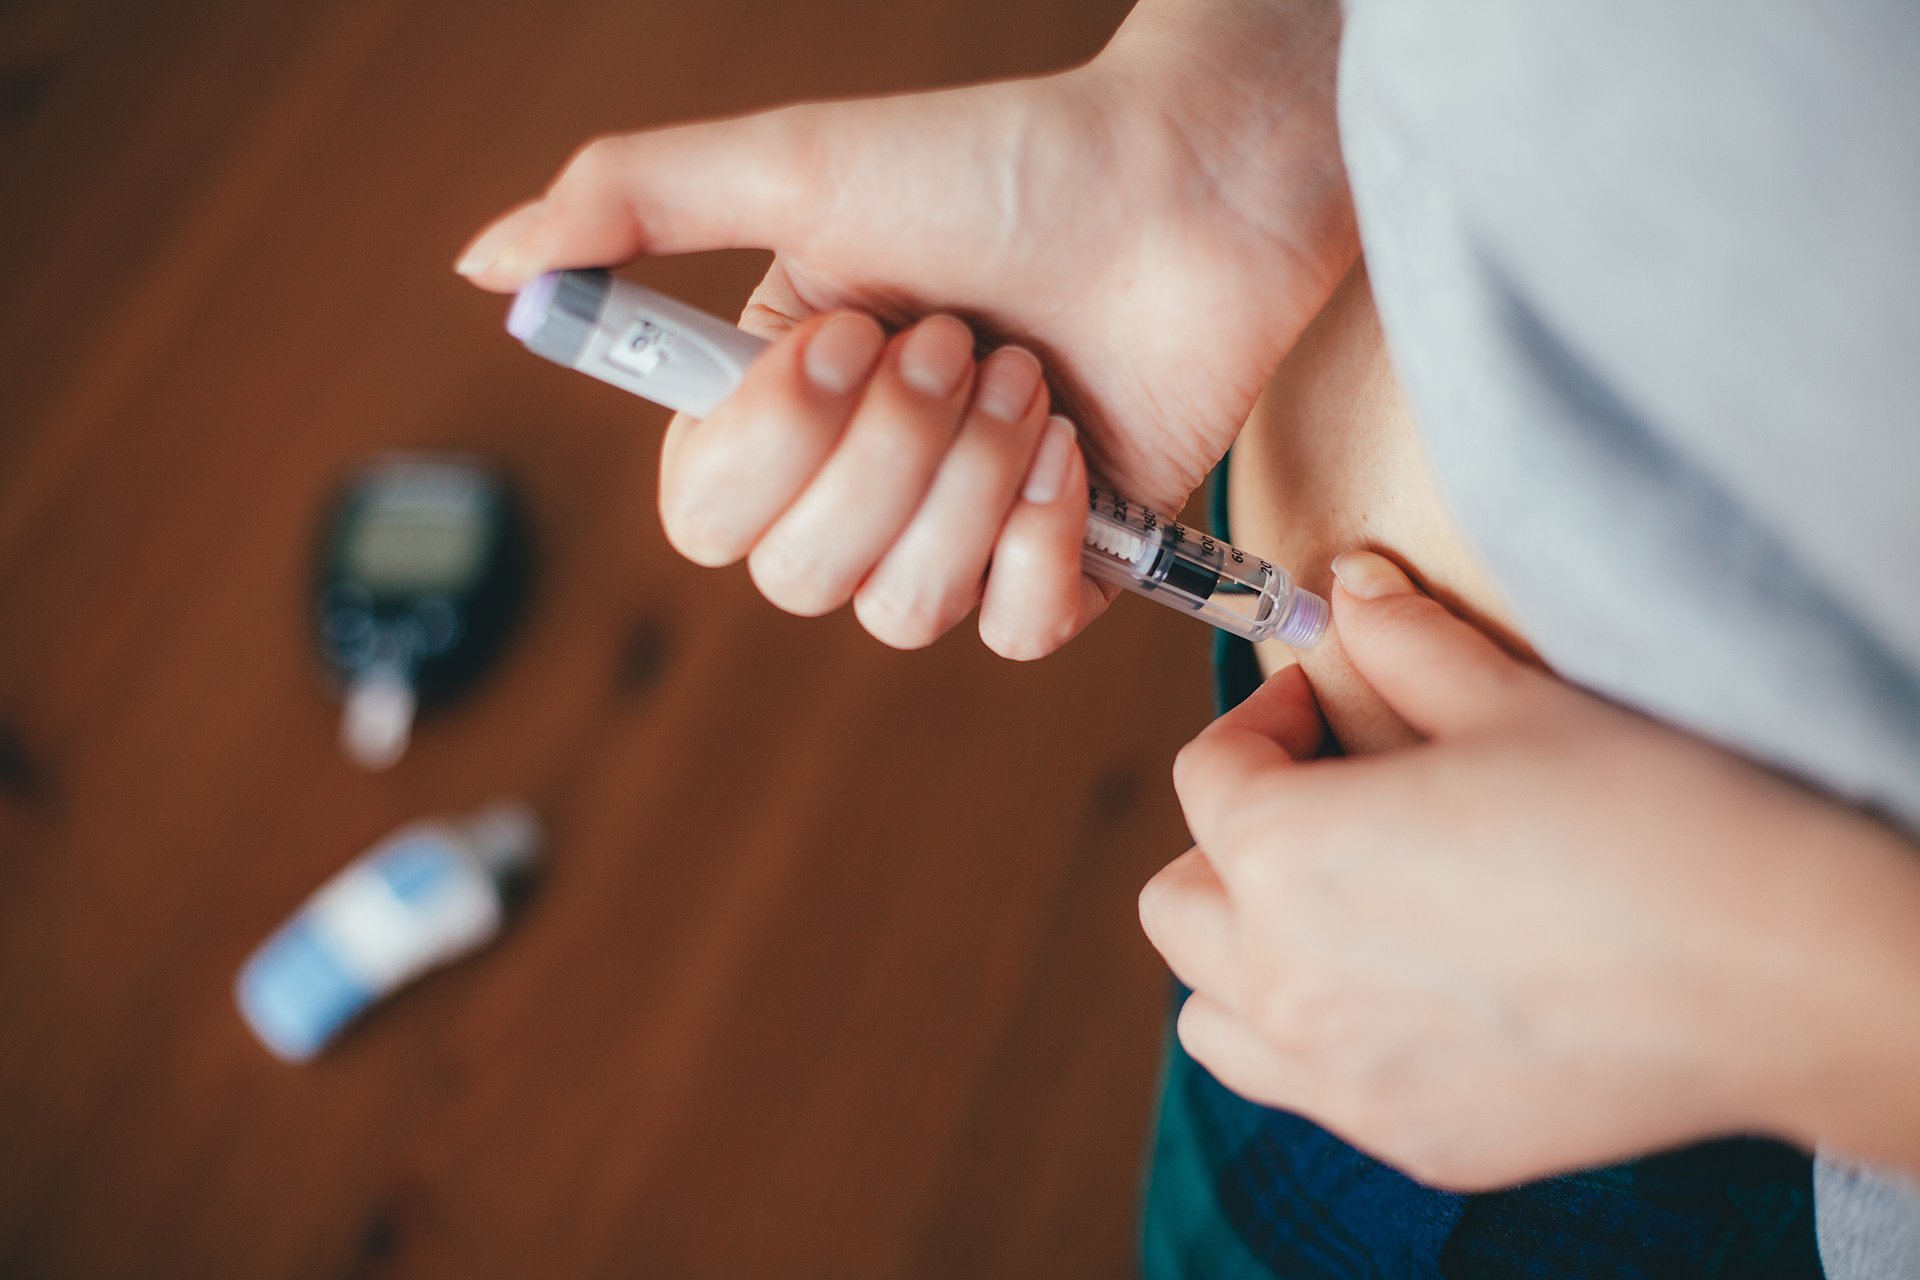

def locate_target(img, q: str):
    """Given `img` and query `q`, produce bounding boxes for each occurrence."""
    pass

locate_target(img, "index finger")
[657,258,855,555]
[657,309,884,567]
[1172,663,1326,851]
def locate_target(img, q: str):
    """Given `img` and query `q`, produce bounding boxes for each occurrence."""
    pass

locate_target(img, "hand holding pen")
[456,25,1353,654]
[502,271,1326,647]
[528,274,1117,657]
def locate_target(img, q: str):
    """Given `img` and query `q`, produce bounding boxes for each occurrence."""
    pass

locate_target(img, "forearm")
[1735,800,1920,1173]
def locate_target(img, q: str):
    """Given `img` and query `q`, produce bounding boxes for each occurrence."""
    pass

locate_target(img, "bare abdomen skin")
[1230,265,1535,753]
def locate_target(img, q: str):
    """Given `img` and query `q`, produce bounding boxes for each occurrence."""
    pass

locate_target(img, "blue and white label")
[236,827,501,1062]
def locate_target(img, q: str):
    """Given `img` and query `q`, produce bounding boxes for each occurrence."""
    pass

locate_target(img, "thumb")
[1330,551,1545,738]
[1171,663,1326,849]
[455,105,826,290]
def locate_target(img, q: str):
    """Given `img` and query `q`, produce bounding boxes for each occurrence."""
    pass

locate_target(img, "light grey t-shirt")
[1337,1,1920,1272]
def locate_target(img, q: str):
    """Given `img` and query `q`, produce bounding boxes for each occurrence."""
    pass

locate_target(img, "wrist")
[1719,796,1920,1170]
[1080,0,1357,289]
[1094,0,1344,89]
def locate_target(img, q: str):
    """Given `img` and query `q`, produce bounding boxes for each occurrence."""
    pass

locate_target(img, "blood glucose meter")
[315,455,531,769]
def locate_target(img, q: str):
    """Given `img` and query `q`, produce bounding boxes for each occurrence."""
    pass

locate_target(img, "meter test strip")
[506,270,1329,649]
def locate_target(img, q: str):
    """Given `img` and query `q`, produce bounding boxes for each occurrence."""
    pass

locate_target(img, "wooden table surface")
[0,0,1218,1275]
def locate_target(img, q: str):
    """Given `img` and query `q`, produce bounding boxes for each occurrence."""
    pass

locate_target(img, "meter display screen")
[344,512,486,593]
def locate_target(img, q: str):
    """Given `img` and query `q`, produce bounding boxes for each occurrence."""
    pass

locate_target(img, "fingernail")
[803,312,885,395]
[455,199,547,278]
[1022,415,1077,505]
[1330,550,1414,600]
[897,315,973,399]
[973,347,1042,422]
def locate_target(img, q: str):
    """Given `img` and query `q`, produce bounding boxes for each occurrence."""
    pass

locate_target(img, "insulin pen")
[506,270,1329,648]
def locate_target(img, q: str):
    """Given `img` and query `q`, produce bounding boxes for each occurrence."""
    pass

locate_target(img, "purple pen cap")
[1272,586,1330,649]
[507,268,612,366]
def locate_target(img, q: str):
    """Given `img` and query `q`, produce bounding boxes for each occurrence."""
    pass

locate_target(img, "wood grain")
[0,0,1214,1274]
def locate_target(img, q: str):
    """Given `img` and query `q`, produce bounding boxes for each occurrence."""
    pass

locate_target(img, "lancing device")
[507,270,1329,648]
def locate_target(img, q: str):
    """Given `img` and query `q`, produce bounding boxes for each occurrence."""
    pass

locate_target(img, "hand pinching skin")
[1143,551,1920,1188]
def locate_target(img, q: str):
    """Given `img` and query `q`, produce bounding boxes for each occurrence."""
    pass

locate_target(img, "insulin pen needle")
[505,270,1329,649]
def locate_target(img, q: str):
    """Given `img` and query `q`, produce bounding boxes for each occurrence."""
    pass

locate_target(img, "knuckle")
[1170,738,1212,809]
[555,133,629,195]
[662,515,737,568]
[659,489,745,567]
[1213,794,1291,870]
[1136,878,1168,942]
[1173,995,1218,1058]
[747,542,845,617]
[750,106,826,208]
[1135,859,1190,945]
[1256,975,1342,1056]
[854,585,957,650]
[980,610,1073,662]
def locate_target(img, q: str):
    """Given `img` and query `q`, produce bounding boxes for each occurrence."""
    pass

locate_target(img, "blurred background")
[0,0,1221,1275]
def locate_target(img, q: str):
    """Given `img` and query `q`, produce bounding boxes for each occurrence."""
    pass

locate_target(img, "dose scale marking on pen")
[506,270,1328,649]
